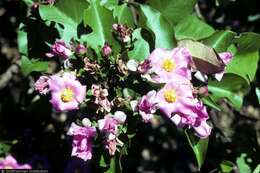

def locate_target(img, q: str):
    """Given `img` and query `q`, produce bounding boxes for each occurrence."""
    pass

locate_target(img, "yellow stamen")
[162,58,176,72]
[4,166,13,169]
[164,89,177,103]
[61,88,74,102]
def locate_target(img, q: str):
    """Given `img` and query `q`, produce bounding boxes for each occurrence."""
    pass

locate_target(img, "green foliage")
[225,51,259,84]
[185,130,209,170]
[235,32,260,53]
[0,142,11,155]
[140,5,176,49]
[203,30,236,52]
[148,0,197,25]
[82,0,120,54]
[175,15,215,40]
[220,160,234,173]
[206,74,248,110]
[18,26,28,56]
[39,0,89,42]
[113,4,134,27]
[21,56,49,76]
[128,28,150,61]
[236,153,252,173]
[256,87,260,105]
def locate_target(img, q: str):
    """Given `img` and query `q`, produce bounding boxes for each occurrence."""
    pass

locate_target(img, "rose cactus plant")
[8,0,259,171]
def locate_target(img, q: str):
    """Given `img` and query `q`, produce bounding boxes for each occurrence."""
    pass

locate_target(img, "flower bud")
[102,43,112,56]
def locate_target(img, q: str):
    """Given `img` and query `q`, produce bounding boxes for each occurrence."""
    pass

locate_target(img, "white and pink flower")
[0,155,31,169]
[48,72,86,111]
[67,122,96,161]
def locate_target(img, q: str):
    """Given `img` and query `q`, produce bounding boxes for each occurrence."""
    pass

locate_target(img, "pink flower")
[148,48,192,83]
[75,44,87,55]
[34,76,50,95]
[0,155,31,169]
[112,24,132,43]
[46,40,72,59]
[48,72,86,111]
[98,111,126,135]
[156,82,194,116]
[102,43,112,56]
[214,52,233,81]
[92,84,111,112]
[137,90,157,123]
[137,59,152,74]
[67,122,96,161]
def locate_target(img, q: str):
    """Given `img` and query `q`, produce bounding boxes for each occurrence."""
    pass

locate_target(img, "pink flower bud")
[34,76,50,95]
[46,40,72,59]
[75,44,87,55]
[102,43,112,56]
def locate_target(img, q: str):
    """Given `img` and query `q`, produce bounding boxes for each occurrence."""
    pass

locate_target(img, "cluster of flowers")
[32,23,233,162]
[128,47,232,138]
[0,155,31,169]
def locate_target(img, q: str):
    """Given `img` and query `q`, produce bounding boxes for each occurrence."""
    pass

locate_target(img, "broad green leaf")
[128,28,150,61]
[178,40,225,74]
[39,0,88,42]
[148,0,197,25]
[225,51,259,83]
[253,164,260,173]
[0,142,11,155]
[18,25,28,56]
[201,97,221,111]
[113,4,134,27]
[203,30,236,52]
[208,84,243,110]
[175,15,215,40]
[185,130,209,170]
[140,5,175,49]
[83,0,119,53]
[235,32,260,53]
[236,153,252,173]
[21,0,35,6]
[220,160,234,173]
[256,88,260,105]
[21,56,49,76]
[105,157,116,173]
[101,0,118,10]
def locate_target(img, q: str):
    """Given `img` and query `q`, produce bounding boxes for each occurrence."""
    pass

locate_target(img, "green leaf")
[203,30,236,52]
[236,153,252,173]
[201,97,221,111]
[148,0,197,25]
[101,0,118,10]
[208,84,243,110]
[220,160,234,173]
[21,56,49,76]
[128,28,150,61]
[256,88,260,105]
[178,40,225,74]
[175,15,215,40]
[185,130,209,170]
[140,5,175,49]
[235,32,260,53]
[82,0,119,53]
[18,25,28,56]
[225,51,259,83]
[39,0,89,42]
[253,164,260,173]
[21,0,35,6]
[113,4,134,27]
[0,142,11,155]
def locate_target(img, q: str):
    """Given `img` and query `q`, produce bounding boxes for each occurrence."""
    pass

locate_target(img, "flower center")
[4,166,13,169]
[162,58,175,72]
[164,89,177,103]
[61,88,74,102]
